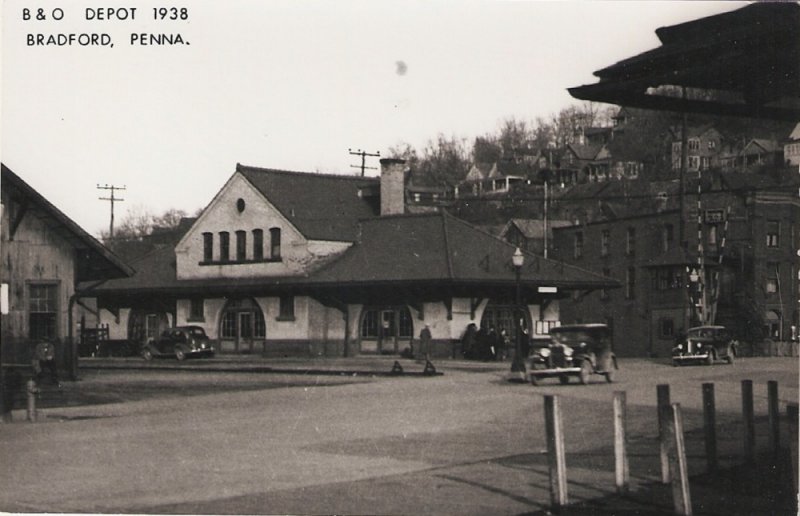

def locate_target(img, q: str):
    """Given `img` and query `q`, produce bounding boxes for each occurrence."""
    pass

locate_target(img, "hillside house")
[784,122,800,167]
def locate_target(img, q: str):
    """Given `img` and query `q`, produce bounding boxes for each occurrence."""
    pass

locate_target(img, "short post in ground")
[668,402,693,516]
[613,390,629,494]
[26,378,38,422]
[787,403,798,490]
[741,379,755,464]
[702,382,717,472]
[767,380,780,459]
[544,394,568,510]
[657,383,671,483]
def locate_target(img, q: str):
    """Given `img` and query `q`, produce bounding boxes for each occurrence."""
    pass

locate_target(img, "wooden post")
[544,395,568,509]
[668,403,693,516]
[702,383,717,472]
[613,391,629,494]
[767,380,779,458]
[741,379,755,463]
[787,403,798,489]
[657,384,671,483]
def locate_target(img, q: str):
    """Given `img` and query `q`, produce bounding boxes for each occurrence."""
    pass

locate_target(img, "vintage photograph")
[1,1,798,514]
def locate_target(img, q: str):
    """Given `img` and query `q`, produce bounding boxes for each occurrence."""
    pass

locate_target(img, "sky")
[1,0,747,236]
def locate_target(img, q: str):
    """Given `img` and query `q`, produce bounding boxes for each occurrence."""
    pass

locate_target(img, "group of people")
[461,323,530,362]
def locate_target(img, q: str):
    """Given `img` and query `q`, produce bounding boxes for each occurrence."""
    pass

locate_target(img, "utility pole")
[97,184,126,239]
[348,149,380,176]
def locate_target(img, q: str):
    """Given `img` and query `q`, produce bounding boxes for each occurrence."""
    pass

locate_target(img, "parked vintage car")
[527,323,618,385]
[142,326,215,361]
[672,325,736,366]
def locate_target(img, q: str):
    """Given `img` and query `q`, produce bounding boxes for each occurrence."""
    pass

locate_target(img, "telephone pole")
[348,148,380,176]
[97,184,126,239]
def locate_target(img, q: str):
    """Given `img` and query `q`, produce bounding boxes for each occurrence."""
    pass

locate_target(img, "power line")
[348,148,380,177]
[97,184,126,239]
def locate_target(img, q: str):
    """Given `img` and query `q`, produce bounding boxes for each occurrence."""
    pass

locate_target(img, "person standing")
[420,324,432,362]
[33,341,59,386]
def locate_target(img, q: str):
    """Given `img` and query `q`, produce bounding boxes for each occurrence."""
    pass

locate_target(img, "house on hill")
[0,164,133,380]
[89,159,615,358]
[784,122,800,167]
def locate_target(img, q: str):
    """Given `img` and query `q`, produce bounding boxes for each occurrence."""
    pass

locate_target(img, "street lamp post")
[511,247,526,375]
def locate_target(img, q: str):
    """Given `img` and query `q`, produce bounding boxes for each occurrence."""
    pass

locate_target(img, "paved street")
[0,357,796,514]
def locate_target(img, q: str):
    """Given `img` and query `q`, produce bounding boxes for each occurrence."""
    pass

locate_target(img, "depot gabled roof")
[568,3,800,121]
[91,211,617,297]
[236,163,380,241]
[1,164,133,282]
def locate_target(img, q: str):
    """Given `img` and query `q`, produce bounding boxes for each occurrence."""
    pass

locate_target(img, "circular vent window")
[236,198,246,213]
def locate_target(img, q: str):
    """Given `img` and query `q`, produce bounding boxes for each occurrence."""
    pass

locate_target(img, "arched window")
[269,227,281,260]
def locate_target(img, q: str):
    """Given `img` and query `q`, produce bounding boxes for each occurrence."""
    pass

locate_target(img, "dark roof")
[236,164,379,241]
[1,164,133,282]
[569,3,800,121]
[567,144,601,161]
[94,212,617,296]
[313,212,615,289]
[502,219,573,239]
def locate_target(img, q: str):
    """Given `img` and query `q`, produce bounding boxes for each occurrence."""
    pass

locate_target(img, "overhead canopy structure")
[568,3,800,121]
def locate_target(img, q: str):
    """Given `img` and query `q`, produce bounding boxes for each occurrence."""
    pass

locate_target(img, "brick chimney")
[380,158,406,216]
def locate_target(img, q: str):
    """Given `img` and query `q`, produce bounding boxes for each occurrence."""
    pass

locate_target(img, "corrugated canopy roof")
[568,3,800,121]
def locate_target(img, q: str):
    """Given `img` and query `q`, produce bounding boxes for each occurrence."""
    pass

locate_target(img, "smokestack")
[380,158,406,216]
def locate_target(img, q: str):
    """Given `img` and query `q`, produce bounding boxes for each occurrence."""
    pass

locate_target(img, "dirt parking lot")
[0,357,796,514]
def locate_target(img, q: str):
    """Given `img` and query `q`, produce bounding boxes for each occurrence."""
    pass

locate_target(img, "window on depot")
[236,230,247,261]
[219,232,230,263]
[766,220,780,248]
[189,298,204,322]
[574,232,583,259]
[252,229,264,261]
[269,227,281,260]
[202,232,213,262]
[278,294,295,320]
[29,283,58,341]
[601,229,610,257]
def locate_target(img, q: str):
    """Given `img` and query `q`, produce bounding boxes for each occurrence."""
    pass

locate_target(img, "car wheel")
[559,375,569,385]
[142,348,153,361]
[705,351,714,366]
[672,359,680,367]
[579,361,592,385]
[530,374,539,386]
[726,348,735,365]
[175,348,187,361]
[605,368,615,383]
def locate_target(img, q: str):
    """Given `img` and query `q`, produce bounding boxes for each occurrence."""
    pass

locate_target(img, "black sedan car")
[142,326,215,361]
[672,325,736,366]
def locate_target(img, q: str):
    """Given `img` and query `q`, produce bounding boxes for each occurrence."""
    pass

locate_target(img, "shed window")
[766,220,780,248]
[29,284,58,341]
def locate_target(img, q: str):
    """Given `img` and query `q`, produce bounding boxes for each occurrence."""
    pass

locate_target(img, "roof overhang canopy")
[568,3,800,122]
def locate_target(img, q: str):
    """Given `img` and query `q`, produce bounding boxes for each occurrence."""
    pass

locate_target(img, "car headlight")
[564,346,574,357]
[539,348,551,358]
[677,344,683,351]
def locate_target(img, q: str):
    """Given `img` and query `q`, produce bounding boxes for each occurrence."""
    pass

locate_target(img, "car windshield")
[187,327,207,337]
[550,330,593,347]
[688,328,713,339]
